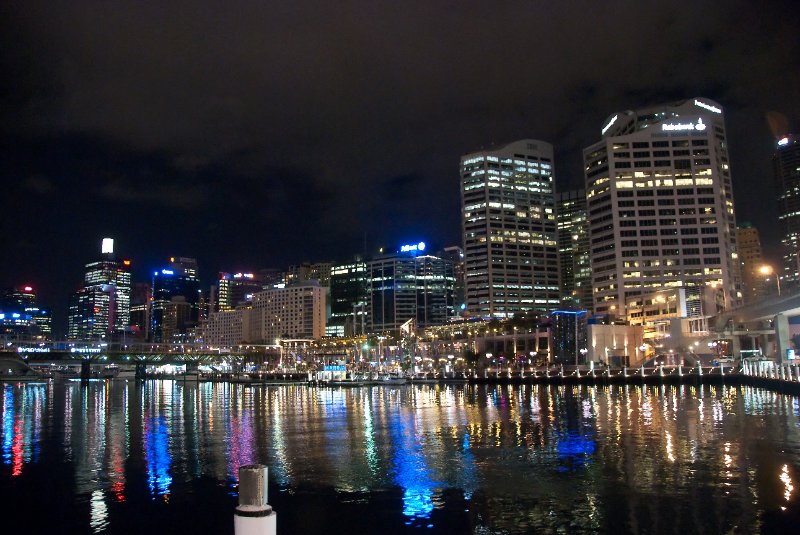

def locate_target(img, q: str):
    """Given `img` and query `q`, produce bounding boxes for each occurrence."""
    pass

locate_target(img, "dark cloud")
[0,1,798,333]
[21,175,56,194]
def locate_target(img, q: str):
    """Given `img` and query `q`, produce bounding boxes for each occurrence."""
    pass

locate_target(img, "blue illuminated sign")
[324,365,346,372]
[161,269,174,275]
[400,241,426,253]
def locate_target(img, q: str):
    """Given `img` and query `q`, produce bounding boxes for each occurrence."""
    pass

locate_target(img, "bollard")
[678,365,682,377]
[234,465,276,535]
[697,364,702,376]
[623,366,628,378]
[659,365,663,378]
[640,365,645,378]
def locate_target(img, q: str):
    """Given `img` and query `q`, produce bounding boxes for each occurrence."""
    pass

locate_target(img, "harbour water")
[2,380,800,533]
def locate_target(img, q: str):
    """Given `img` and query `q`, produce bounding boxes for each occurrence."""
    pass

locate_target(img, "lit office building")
[67,238,132,340]
[584,98,741,316]
[460,139,560,319]
[129,282,151,340]
[368,243,456,332]
[774,134,800,282]
[0,286,51,340]
[328,259,369,337]
[736,223,769,302]
[217,272,262,311]
[441,246,466,315]
[150,257,200,342]
[556,190,592,310]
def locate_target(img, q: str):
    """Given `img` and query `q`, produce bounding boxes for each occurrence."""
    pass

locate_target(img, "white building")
[584,98,741,316]
[460,139,560,318]
[203,308,250,346]
[249,281,326,342]
[202,281,325,344]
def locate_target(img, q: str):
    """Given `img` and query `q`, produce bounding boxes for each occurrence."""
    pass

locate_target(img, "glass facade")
[368,250,455,332]
[774,135,800,282]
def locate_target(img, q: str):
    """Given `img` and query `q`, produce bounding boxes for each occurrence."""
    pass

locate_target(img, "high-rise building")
[460,139,560,319]
[67,239,132,340]
[584,98,741,316]
[217,272,262,311]
[150,257,200,342]
[0,286,51,340]
[774,134,800,282]
[248,281,326,341]
[441,246,466,315]
[328,259,369,337]
[368,243,455,332]
[556,190,592,310]
[203,281,327,344]
[550,310,589,365]
[129,282,151,340]
[736,223,769,303]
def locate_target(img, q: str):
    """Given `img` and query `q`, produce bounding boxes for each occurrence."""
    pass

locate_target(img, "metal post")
[234,465,276,535]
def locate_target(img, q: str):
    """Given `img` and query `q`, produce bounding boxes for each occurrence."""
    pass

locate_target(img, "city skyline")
[1,2,798,320]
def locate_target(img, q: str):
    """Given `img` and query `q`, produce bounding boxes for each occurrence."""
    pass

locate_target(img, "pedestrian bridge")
[710,290,800,329]
[1,340,276,365]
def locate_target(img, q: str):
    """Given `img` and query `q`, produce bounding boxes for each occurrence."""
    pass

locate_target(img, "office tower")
[286,262,332,286]
[556,190,592,310]
[258,268,286,288]
[67,238,132,340]
[150,257,200,342]
[217,272,263,311]
[736,223,769,302]
[0,286,51,339]
[129,283,151,340]
[460,139,560,319]
[774,134,800,281]
[368,242,456,332]
[328,259,369,337]
[550,310,588,365]
[441,246,466,314]
[584,98,741,316]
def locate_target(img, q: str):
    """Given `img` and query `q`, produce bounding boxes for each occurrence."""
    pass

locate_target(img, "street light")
[759,264,781,296]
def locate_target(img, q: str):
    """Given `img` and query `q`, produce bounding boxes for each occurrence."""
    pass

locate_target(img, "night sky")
[1,2,798,333]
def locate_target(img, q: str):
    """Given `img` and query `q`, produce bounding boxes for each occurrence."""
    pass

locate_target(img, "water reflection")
[0,382,799,533]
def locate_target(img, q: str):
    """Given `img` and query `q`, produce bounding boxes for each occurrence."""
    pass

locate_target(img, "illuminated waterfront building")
[368,243,455,332]
[0,286,51,339]
[328,259,369,337]
[556,190,592,310]
[150,257,200,342]
[67,238,131,340]
[248,281,326,341]
[460,139,560,319]
[584,98,741,316]
[774,134,800,281]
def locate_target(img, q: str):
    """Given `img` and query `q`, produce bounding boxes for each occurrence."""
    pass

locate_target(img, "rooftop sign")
[400,242,426,253]
[694,99,721,114]
[662,118,706,132]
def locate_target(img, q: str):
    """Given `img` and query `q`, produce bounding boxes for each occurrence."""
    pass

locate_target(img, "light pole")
[759,264,781,296]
